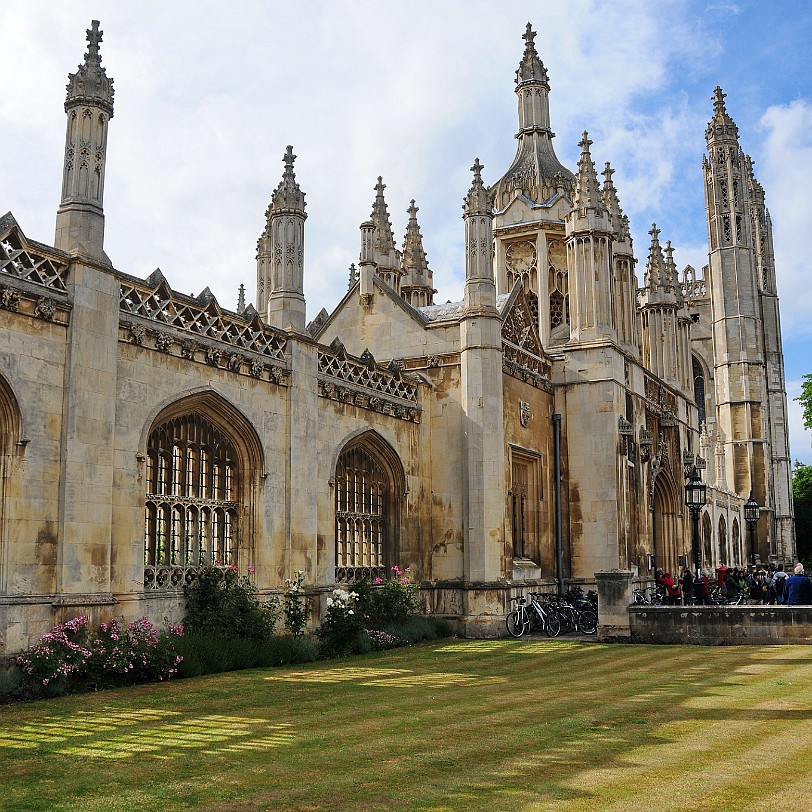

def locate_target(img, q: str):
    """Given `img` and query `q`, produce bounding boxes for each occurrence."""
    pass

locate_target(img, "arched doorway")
[334,431,404,585]
[702,512,713,570]
[718,515,728,571]
[652,472,679,574]
[0,374,21,595]
[732,519,741,566]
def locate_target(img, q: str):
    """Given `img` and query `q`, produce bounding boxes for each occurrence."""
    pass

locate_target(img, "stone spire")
[54,20,115,261]
[491,23,575,208]
[237,283,246,314]
[644,224,667,292]
[360,177,403,293]
[706,86,739,146]
[65,20,114,117]
[602,162,626,238]
[602,162,639,356]
[257,145,307,330]
[516,22,549,84]
[400,200,435,307]
[573,132,604,213]
[463,159,496,313]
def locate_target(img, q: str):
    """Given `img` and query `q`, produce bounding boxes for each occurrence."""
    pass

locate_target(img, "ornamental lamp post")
[744,492,760,566]
[684,466,707,579]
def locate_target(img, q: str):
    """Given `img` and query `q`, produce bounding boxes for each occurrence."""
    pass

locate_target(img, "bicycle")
[506,593,561,637]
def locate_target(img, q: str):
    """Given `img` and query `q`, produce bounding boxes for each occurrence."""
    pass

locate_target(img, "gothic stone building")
[0,22,794,655]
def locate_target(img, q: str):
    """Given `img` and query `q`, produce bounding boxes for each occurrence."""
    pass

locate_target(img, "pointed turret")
[400,200,435,307]
[463,159,496,314]
[706,86,739,147]
[643,224,666,292]
[257,145,307,330]
[54,20,115,261]
[564,133,615,343]
[572,132,604,213]
[602,162,639,356]
[360,177,403,294]
[491,23,575,208]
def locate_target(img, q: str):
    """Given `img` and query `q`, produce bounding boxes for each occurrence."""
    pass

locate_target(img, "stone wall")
[629,605,812,645]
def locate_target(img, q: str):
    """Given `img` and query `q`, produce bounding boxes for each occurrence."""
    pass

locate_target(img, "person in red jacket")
[659,571,682,605]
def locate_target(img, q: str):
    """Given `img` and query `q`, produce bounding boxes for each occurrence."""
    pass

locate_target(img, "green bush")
[174,632,318,678]
[355,565,423,629]
[183,565,279,641]
[282,571,311,636]
[317,588,365,657]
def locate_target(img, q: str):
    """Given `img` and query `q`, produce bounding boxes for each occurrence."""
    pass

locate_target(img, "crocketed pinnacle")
[573,132,603,211]
[664,240,683,303]
[402,200,430,277]
[463,159,493,217]
[270,146,306,214]
[65,20,114,116]
[645,223,667,290]
[516,22,549,86]
[370,177,397,254]
[706,86,739,144]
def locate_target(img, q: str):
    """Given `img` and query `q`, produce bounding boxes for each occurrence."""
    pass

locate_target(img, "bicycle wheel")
[544,612,561,637]
[506,609,528,637]
[577,609,598,635]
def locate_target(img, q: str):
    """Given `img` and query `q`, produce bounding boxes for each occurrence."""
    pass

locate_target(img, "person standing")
[770,564,789,605]
[784,564,812,606]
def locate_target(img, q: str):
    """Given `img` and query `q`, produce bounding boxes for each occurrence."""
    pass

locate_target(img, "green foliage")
[282,571,311,637]
[355,565,423,629]
[174,632,318,678]
[317,588,364,657]
[796,374,812,432]
[14,615,182,698]
[792,464,812,566]
[184,565,279,641]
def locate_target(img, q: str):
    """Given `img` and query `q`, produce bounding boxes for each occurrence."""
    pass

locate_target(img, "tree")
[796,374,812,432]
[792,463,812,567]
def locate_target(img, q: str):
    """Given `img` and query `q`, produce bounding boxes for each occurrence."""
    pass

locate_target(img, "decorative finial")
[463,158,492,217]
[369,176,397,255]
[270,144,306,214]
[649,223,661,245]
[516,22,548,85]
[712,86,727,117]
[237,283,246,314]
[347,263,359,291]
[573,131,603,211]
[65,19,114,116]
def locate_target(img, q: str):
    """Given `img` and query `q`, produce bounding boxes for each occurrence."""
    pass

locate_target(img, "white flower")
[347,610,354,615]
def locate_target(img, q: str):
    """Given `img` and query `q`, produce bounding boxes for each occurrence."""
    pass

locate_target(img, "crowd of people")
[655,562,812,606]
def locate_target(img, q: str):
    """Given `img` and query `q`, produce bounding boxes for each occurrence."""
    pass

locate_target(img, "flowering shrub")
[356,565,422,629]
[16,616,183,693]
[317,588,363,656]
[283,571,310,637]
[364,629,406,651]
[184,565,279,641]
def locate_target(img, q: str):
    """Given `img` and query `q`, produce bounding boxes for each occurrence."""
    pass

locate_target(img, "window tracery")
[144,413,239,589]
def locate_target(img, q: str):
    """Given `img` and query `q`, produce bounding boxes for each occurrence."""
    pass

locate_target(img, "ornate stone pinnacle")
[573,132,602,210]
[402,199,430,278]
[712,86,727,117]
[463,159,492,216]
[65,19,114,116]
[270,144,306,214]
[649,223,661,245]
[370,177,396,254]
[516,22,548,85]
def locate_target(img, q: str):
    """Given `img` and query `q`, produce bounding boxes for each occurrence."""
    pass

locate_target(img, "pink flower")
[248,565,255,574]
[374,577,383,585]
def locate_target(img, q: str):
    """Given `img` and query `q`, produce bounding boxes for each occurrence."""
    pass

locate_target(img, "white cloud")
[757,99,812,339]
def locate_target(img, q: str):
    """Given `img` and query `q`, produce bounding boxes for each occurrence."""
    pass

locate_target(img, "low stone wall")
[629,605,812,645]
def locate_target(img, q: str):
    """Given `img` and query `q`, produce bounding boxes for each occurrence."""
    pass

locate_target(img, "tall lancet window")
[692,356,706,426]
[144,414,239,588]
[335,437,402,584]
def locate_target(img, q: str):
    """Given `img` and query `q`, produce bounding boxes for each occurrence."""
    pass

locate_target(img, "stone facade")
[0,21,795,655]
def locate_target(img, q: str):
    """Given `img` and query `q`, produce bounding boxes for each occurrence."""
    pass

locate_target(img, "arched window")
[144,413,240,587]
[692,356,706,426]
[334,436,402,584]
[0,375,20,594]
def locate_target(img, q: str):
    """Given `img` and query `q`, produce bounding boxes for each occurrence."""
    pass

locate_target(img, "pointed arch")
[333,430,405,584]
[0,373,21,594]
[718,515,728,572]
[702,511,714,570]
[142,389,263,590]
[652,470,680,574]
[731,518,741,566]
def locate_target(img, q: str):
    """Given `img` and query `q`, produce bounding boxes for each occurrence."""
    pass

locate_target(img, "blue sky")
[1,0,811,461]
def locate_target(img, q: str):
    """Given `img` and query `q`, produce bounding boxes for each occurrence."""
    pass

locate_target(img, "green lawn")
[2,639,811,811]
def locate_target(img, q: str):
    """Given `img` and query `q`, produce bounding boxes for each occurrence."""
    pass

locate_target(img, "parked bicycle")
[506,593,561,638]
[544,593,598,635]
[632,585,665,606]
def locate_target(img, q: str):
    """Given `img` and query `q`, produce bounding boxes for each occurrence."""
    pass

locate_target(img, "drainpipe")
[553,413,564,596]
